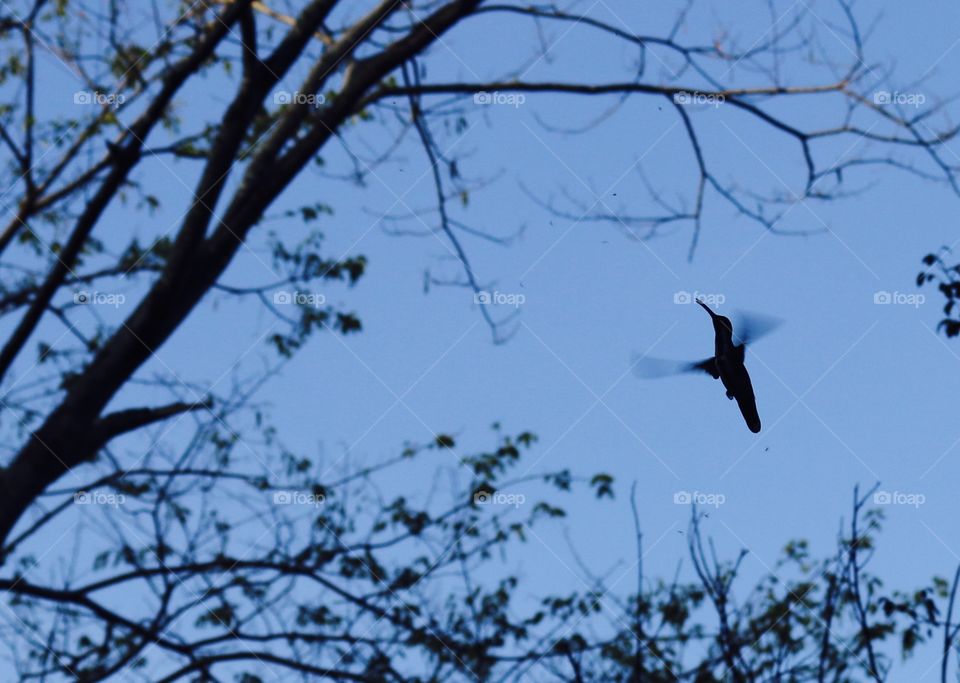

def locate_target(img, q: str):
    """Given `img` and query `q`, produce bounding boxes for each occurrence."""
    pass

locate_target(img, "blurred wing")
[732,311,782,347]
[632,354,719,379]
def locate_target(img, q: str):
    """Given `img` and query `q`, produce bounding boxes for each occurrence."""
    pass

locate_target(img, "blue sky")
[237,0,960,607]
[13,0,960,676]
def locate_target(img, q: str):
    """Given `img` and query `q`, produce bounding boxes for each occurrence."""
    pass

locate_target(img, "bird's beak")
[696,299,717,319]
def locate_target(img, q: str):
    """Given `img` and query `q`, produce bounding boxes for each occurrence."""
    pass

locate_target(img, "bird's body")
[696,300,762,433]
[633,299,778,433]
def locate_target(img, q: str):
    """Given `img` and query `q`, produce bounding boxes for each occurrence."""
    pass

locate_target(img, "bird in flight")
[633,299,780,433]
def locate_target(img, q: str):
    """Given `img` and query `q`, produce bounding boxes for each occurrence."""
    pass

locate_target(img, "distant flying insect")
[633,299,780,433]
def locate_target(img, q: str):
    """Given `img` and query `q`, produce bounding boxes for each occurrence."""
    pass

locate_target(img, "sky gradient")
[11,0,960,678]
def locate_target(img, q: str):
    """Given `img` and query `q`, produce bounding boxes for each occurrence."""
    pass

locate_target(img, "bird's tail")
[735,394,762,433]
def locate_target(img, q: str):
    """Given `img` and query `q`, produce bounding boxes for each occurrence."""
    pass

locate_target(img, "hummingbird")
[633,299,780,433]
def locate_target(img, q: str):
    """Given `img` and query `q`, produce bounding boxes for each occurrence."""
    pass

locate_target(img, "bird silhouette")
[633,299,780,433]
